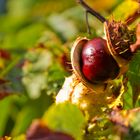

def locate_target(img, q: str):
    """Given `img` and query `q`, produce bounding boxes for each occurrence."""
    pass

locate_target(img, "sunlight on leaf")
[43,103,85,140]
[13,135,25,140]
[112,0,139,21]
[86,0,118,11]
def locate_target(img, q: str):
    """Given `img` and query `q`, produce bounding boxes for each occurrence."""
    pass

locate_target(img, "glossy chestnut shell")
[82,38,119,83]
[71,37,114,92]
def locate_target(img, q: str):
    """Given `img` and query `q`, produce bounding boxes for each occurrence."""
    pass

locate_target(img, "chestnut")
[82,38,119,83]
[71,37,119,92]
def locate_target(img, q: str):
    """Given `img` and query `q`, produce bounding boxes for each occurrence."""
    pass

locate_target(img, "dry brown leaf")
[26,120,74,140]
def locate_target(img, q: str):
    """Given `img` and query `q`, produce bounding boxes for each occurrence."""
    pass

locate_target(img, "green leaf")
[45,63,68,96]
[16,23,45,48]
[0,95,28,136]
[135,96,140,107]
[128,51,140,85]
[0,16,29,33]
[127,51,140,106]
[0,97,13,136]
[11,94,53,136]
[112,0,139,22]
[123,82,133,109]
[1,23,45,50]
[43,103,85,140]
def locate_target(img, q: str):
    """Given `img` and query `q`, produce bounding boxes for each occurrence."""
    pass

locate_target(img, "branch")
[77,0,106,23]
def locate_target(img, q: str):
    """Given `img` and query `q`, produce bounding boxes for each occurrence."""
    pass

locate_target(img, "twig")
[85,10,91,34]
[77,0,106,23]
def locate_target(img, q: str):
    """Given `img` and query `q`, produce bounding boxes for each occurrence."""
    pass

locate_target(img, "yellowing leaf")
[13,135,25,140]
[86,0,117,11]
[112,0,139,21]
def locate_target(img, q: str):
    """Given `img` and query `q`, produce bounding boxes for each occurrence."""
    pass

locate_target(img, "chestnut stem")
[77,0,106,23]
[85,11,91,34]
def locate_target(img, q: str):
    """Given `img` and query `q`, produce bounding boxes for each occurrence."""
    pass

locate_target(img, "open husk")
[104,20,136,76]
[71,37,107,92]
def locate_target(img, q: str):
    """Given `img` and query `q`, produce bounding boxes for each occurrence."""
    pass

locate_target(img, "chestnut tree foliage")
[0,0,140,140]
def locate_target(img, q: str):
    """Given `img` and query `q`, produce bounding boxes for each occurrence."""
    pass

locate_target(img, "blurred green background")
[0,0,139,139]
